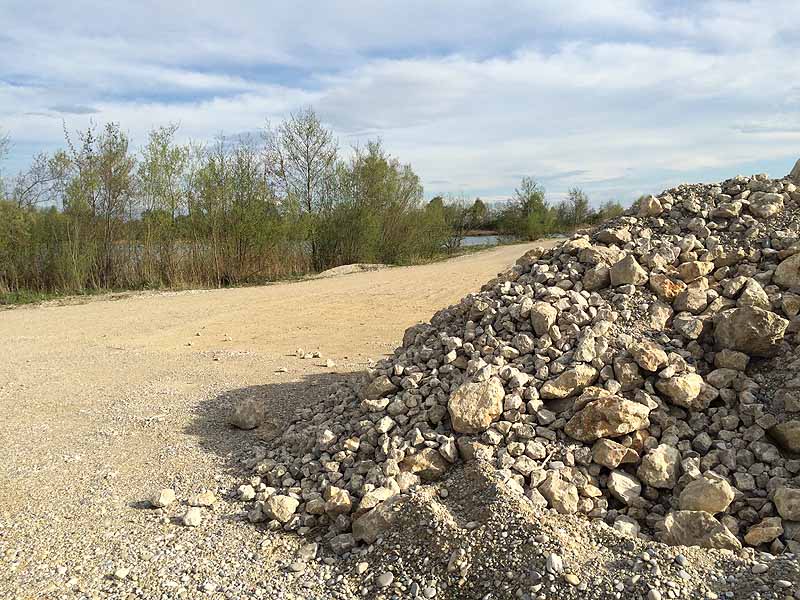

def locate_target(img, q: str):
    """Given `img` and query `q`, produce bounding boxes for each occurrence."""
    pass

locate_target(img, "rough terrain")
[0,243,549,599]
[230,164,800,600]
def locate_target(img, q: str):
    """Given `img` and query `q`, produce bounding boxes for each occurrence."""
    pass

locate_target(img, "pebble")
[376,572,394,588]
[182,507,202,527]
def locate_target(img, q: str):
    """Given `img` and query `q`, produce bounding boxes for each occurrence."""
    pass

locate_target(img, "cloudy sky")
[1,1,799,205]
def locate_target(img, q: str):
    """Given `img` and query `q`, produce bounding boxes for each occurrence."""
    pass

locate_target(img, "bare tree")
[264,108,337,268]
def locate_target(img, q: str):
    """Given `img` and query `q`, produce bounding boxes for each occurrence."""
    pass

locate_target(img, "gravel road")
[0,242,546,599]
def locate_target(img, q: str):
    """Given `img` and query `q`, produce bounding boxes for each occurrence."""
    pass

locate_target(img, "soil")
[0,242,549,599]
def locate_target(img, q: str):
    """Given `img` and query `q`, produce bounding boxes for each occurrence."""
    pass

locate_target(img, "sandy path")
[0,242,548,599]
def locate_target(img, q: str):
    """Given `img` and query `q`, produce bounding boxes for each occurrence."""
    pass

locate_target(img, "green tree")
[265,107,338,269]
[566,187,590,226]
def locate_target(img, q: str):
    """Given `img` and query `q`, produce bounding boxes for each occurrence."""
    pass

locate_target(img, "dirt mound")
[235,164,800,598]
[316,263,389,278]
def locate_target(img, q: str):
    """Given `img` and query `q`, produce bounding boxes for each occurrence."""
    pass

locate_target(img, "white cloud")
[1,0,799,203]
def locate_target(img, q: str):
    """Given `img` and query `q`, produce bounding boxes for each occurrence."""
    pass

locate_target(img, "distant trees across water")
[0,111,624,302]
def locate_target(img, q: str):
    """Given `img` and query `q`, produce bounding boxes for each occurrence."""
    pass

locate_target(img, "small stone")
[376,572,394,588]
[149,488,175,508]
[182,507,203,527]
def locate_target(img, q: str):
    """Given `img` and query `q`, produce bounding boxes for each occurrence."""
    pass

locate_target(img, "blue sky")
[1,0,799,206]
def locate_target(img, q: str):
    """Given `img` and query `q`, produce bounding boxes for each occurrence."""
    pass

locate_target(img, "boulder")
[401,448,449,481]
[608,470,641,505]
[530,302,558,336]
[592,438,638,469]
[744,517,783,546]
[448,377,504,433]
[564,394,650,442]
[361,375,398,400]
[264,495,299,523]
[638,195,663,217]
[540,364,598,400]
[149,488,176,509]
[629,339,668,372]
[582,264,610,291]
[774,253,800,290]
[774,487,800,520]
[661,511,742,551]
[749,192,784,218]
[352,496,402,543]
[538,471,579,514]
[650,273,685,302]
[679,475,735,513]
[769,420,800,453]
[677,261,714,283]
[596,227,631,245]
[637,444,681,489]
[228,398,264,430]
[610,255,648,286]
[655,373,706,410]
[323,486,353,515]
[714,306,788,357]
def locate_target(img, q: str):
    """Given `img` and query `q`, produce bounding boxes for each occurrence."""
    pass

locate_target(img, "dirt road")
[0,242,546,599]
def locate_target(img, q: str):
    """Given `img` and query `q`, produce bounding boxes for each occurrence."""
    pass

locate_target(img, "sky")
[1,0,800,206]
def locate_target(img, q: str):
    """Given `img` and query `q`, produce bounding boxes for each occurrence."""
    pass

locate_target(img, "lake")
[461,235,503,247]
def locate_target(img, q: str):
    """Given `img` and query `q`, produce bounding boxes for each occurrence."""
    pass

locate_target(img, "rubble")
[239,165,800,570]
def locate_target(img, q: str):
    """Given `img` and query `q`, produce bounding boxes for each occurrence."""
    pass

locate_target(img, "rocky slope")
[236,160,800,599]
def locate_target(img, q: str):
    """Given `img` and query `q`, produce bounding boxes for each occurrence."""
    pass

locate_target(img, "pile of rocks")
[241,161,800,561]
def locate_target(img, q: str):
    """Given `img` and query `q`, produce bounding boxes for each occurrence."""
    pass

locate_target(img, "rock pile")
[241,165,800,561]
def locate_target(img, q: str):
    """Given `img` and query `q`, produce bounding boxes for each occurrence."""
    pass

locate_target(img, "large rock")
[530,302,558,336]
[150,488,176,508]
[749,192,784,218]
[608,470,641,505]
[538,471,578,514]
[744,517,783,546]
[352,496,401,543]
[629,339,668,372]
[592,438,638,469]
[774,487,800,520]
[661,511,742,551]
[401,448,449,481]
[638,195,663,217]
[679,475,735,513]
[361,375,398,400]
[228,398,264,430]
[714,306,788,357]
[540,364,598,400]
[264,495,299,523]
[610,255,648,286]
[448,377,505,433]
[650,273,685,302]
[677,261,714,283]
[655,373,705,410]
[564,394,650,442]
[637,444,681,489]
[774,253,800,290]
[769,420,800,453]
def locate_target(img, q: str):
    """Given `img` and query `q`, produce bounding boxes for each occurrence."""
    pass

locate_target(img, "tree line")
[0,110,624,302]
[443,177,624,242]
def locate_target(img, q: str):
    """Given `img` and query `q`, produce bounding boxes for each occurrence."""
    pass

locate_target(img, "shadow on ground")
[184,371,356,476]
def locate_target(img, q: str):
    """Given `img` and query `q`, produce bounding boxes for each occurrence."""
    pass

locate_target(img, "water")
[461,235,502,247]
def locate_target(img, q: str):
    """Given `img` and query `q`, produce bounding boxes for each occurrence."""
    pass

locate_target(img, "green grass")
[0,239,531,307]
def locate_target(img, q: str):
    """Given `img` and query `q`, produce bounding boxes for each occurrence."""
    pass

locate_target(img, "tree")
[265,108,338,269]
[467,198,489,230]
[566,187,590,226]
[11,153,65,209]
[497,177,553,240]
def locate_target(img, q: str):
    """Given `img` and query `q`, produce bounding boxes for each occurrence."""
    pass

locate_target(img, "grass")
[0,237,533,307]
